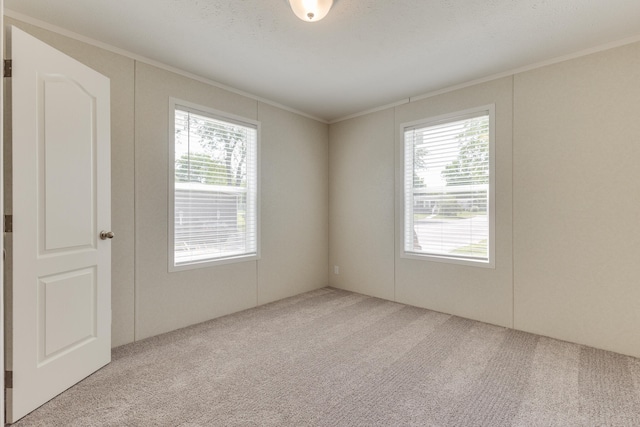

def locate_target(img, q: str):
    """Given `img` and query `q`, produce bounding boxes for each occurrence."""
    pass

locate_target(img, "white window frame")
[400,104,495,268]
[168,98,260,271]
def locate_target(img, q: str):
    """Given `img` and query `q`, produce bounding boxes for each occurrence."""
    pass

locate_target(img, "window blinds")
[404,111,491,262]
[173,107,258,266]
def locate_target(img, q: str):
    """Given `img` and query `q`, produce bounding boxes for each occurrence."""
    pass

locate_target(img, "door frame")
[1,0,6,425]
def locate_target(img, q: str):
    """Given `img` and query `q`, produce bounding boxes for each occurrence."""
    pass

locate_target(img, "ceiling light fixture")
[289,0,334,22]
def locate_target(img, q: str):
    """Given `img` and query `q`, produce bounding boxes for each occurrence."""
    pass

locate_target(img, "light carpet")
[14,287,640,426]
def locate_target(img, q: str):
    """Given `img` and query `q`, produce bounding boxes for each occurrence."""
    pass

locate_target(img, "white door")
[7,27,112,423]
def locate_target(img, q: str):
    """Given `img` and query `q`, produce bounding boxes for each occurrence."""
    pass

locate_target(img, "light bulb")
[289,0,334,22]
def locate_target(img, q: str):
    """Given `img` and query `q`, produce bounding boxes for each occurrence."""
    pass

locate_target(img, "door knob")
[100,230,115,240]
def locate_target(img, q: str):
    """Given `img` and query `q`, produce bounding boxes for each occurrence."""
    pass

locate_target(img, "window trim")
[168,98,261,272]
[400,104,495,269]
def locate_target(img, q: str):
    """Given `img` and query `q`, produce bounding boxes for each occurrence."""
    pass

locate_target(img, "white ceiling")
[6,0,640,122]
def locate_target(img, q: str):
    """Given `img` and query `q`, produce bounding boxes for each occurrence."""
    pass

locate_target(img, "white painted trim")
[330,98,410,124]
[399,104,496,269]
[3,9,328,125]
[167,98,261,273]
[1,1,5,424]
[409,33,640,104]
[401,252,494,269]
[331,33,640,124]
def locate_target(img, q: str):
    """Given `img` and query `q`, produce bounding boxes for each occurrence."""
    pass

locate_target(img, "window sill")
[400,251,495,269]
[169,253,259,272]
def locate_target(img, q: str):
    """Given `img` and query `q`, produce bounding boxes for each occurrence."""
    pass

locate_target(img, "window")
[169,100,259,270]
[402,106,494,267]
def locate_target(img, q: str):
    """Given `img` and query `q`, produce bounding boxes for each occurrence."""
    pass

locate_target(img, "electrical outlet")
[333,265,339,275]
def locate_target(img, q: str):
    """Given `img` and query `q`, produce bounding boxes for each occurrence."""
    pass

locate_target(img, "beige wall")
[329,43,640,358]
[329,79,514,328]
[134,63,260,340]
[394,77,514,328]
[257,102,329,305]
[513,42,640,357]
[329,108,395,301]
[7,19,329,346]
[135,64,329,339]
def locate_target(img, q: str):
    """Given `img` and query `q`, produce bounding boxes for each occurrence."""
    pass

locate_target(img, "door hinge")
[4,59,12,78]
[5,371,12,389]
[4,215,12,233]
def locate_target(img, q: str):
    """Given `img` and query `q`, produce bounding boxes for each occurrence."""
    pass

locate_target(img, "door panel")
[42,77,95,252]
[40,268,96,360]
[7,26,111,423]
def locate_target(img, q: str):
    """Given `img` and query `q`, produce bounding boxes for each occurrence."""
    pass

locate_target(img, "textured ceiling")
[6,0,640,122]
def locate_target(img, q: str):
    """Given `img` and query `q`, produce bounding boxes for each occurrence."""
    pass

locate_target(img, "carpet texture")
[13,288,640,426]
